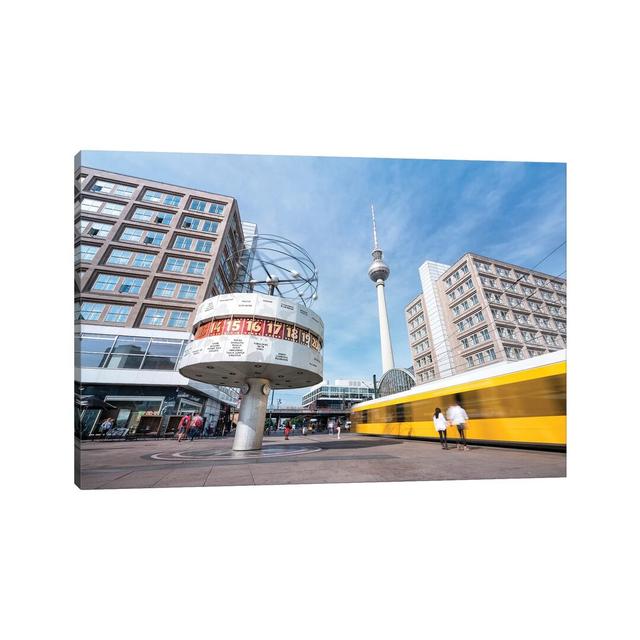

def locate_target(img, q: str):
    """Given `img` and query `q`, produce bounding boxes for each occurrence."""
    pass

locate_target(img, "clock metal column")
[233,378,270,451]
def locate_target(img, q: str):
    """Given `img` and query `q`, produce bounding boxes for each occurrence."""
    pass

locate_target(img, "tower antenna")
[371,204,379,250]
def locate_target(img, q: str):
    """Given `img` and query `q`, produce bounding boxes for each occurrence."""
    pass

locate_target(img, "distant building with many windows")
[75,163,253,438]
[302,379,375,411]
[405,253,566,383]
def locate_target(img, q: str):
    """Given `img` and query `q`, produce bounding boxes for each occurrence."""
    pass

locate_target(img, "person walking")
[328,419,334,435]
[433,407,448,449]
[446,398,470,451]
[177,414,191,443]
[189,413,203,441]
[336,420,341,440]
[284,420,292,440]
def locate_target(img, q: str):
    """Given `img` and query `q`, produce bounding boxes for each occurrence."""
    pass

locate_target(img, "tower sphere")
[368,257,390,282]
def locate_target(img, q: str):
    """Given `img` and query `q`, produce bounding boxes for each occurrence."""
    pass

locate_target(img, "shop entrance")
[104,396,164,435]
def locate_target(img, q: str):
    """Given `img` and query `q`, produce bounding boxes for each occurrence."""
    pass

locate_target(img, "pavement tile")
[76,434,565,490]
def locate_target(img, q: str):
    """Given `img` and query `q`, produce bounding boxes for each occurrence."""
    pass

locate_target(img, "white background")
[2,1,638,639]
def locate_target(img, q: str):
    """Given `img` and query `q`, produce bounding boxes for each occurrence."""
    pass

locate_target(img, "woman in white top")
[433,407,448,449]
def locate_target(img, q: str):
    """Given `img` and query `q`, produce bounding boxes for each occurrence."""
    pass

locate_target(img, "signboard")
[194,316,323,352]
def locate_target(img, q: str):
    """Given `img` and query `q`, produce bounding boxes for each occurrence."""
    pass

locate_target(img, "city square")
[75,152,566,489]
[77,432,566,490]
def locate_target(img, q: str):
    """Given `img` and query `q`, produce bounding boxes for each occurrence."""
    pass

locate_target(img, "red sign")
[194,316,322,351]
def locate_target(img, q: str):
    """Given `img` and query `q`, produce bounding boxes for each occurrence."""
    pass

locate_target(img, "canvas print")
[75,152,566,490]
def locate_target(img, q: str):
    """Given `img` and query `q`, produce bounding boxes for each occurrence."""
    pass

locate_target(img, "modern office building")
[405,252,566,383]
[75,163,252,437]
[302,379,375,410]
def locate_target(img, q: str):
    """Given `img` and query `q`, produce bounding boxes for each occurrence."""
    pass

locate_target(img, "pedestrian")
[189,413,203,441]
[336,420,341,439]
[284,420,291,440]
[446,398,470,451]
[99,417,114,438]
[328,419,334,435]
[433,407,448,449]
[302,423,307,436]
[177,414,191,443]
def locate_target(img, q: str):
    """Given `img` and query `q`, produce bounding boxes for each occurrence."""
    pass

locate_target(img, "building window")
[475,261,492,273]
[92,274,119,291]
[168,310,190,328]
[141,308,167,326]
[529,301,542,311]
[89,180,135,199]
[132,207,174,225]
[177,283,199,300]
[173,235,193,251]
[182,216,200,230]
[119,277,143,295]
[496,267,511,277]
[80,197,124,217]
[142,191,182,207]
[103,336,148,369]
[106,249,132,266]
[80,198,102,213]
[498,326,516,340]
[76,244,98,263]
[202,220,219,233]
[187,260,206,275]
[101,202,125,217]
[189,199,207,212]
[142,190,164,204]
[104,305,131,324]
[78,302,105,321]
[120,227,143,243]
[194,239,213,253]
[534,277,546,287]
[144,231,165,246]
[141,338,183,370]
[164,257,186,272]
[505,346,524,360]
[492,308,510,321]
[154,281,177,298]
[81,220,113,238]
[131,253,154,269]
[78,333,117,367]
[115,184,135,198]
[209,203,225,215]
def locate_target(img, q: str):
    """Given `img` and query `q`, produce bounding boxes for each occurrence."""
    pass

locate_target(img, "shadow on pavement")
[306,438,404,450]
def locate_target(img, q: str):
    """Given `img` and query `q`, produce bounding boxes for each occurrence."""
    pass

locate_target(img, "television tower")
[368,205,395,373]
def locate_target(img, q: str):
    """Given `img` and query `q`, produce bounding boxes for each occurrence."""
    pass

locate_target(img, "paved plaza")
[76,433,566,490]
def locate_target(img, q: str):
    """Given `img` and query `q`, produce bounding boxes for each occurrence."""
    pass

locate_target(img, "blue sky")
[81,151,566,404]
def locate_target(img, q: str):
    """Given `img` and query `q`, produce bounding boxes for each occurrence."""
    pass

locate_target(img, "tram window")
[395,404,407,422]
[361,411,368,424]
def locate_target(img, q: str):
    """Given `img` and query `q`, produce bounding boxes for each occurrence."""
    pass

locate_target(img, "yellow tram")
[351,350,566,449]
